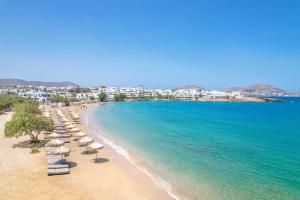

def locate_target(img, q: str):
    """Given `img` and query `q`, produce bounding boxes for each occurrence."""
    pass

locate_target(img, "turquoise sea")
[91,98,300,200]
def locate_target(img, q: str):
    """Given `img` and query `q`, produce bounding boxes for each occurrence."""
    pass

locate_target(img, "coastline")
[125,96,282,103]
[0,106,173,200]
[82,103,181,200]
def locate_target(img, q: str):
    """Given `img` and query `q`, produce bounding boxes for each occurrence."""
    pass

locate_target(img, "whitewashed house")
[19,90,52,102]
[105,87,119,99]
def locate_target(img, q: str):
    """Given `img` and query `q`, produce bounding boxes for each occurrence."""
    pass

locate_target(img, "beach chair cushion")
[48,168,70,175]
[48,164,69,169]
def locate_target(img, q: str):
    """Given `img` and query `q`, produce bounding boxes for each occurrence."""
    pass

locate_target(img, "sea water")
[91,98,300,200]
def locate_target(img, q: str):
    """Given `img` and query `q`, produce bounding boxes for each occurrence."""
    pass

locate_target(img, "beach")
[0,105,172,200]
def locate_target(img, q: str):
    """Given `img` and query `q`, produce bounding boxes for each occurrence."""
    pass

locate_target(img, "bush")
[5,112,54,143]
[98,92,107,102]
[5,98,54,143]
[114,93,126,101]
[31,147,39,153]
[89,96,95,100]
[0,94,24,111]
[51,95,70,106]
[13,100,41,114]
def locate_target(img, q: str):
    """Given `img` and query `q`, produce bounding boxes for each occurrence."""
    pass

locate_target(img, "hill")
[176,85,206,91]
[0,79,79,87]
[226,84,287,96]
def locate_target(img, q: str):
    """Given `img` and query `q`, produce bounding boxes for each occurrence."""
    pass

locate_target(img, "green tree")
[64,99,70,106]
[114,93,126,101]
[89,96,95,100]
[0,94,24,111]
[98,92,107,102]
[13,100,41,114]
[51,95,65,103]
[51,95,70,106]
[5,112,54,143]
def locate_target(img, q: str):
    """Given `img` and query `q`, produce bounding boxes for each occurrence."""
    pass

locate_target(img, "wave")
[82,108,180,200]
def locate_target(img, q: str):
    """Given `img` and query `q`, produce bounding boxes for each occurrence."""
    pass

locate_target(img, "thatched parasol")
[52,146,71,158]
[45,132,61,139]
[78,136,94,146]
[46,139,64,147]
[74,132,87,140]
[88,142,104,160]
[70,127,80,132]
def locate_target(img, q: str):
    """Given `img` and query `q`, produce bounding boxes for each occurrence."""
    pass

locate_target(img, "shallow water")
[92,97,300,200]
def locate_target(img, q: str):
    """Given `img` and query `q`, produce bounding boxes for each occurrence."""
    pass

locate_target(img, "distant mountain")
[176,85,206,91]
[0,79,79,87]
[226,84,287,96]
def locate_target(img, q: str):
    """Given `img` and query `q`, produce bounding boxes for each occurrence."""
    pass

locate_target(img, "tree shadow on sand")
[12,140,46,149]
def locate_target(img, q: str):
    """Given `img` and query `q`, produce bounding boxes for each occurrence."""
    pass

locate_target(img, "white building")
[119,87,143,97]
[19,90,52,102]
[202,90,242,99]
[173,88,201,98]
[76,92,99,100]
[105,87,119,99]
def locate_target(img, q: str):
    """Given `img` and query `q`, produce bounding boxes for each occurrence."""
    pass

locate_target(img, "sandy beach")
[0,105,172,200]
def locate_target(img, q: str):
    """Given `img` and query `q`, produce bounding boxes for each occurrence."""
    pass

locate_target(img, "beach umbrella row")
[55,109,105,162]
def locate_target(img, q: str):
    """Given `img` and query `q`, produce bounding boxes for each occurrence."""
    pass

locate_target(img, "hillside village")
[0,79,297,103]
[0,85,242,102]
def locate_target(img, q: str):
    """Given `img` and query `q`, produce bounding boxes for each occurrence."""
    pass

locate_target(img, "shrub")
[5,112,54,143]
[98,92,107,102]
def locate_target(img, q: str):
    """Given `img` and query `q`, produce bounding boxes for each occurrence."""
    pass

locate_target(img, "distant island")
[226,84,289,97]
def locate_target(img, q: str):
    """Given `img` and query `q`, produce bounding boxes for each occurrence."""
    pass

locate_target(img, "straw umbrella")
[63,121,72,126]
[45,132,61,139]
[78,136,94,146]
[70,127,80,132]
[55,126,66,131]
[88,142,104,160]
[47,139,64,147]
[60,118,69,122]
[78,136,94,152]
[65,124,75,129]
[74,132,87,140]
[55,123,64,128]
[53,146,71,158]
[55,129,67,134]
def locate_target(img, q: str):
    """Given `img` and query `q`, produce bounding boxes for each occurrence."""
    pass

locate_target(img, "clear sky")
[0,0,299,91]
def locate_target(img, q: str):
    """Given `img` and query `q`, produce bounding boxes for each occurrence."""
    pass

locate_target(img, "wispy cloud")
[85,17,92,22]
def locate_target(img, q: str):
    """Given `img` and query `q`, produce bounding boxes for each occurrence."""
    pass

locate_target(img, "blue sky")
[0,0,299,91]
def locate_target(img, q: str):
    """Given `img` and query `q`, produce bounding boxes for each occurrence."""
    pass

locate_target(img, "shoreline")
[82,103,181,200]
[120,96,282,103]
[0,106,173,200]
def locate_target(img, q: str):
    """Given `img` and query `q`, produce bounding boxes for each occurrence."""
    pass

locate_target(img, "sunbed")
[60,138,71,143]
[48,167,70,175]
[48,164,69,169]
[58,133,71,138]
